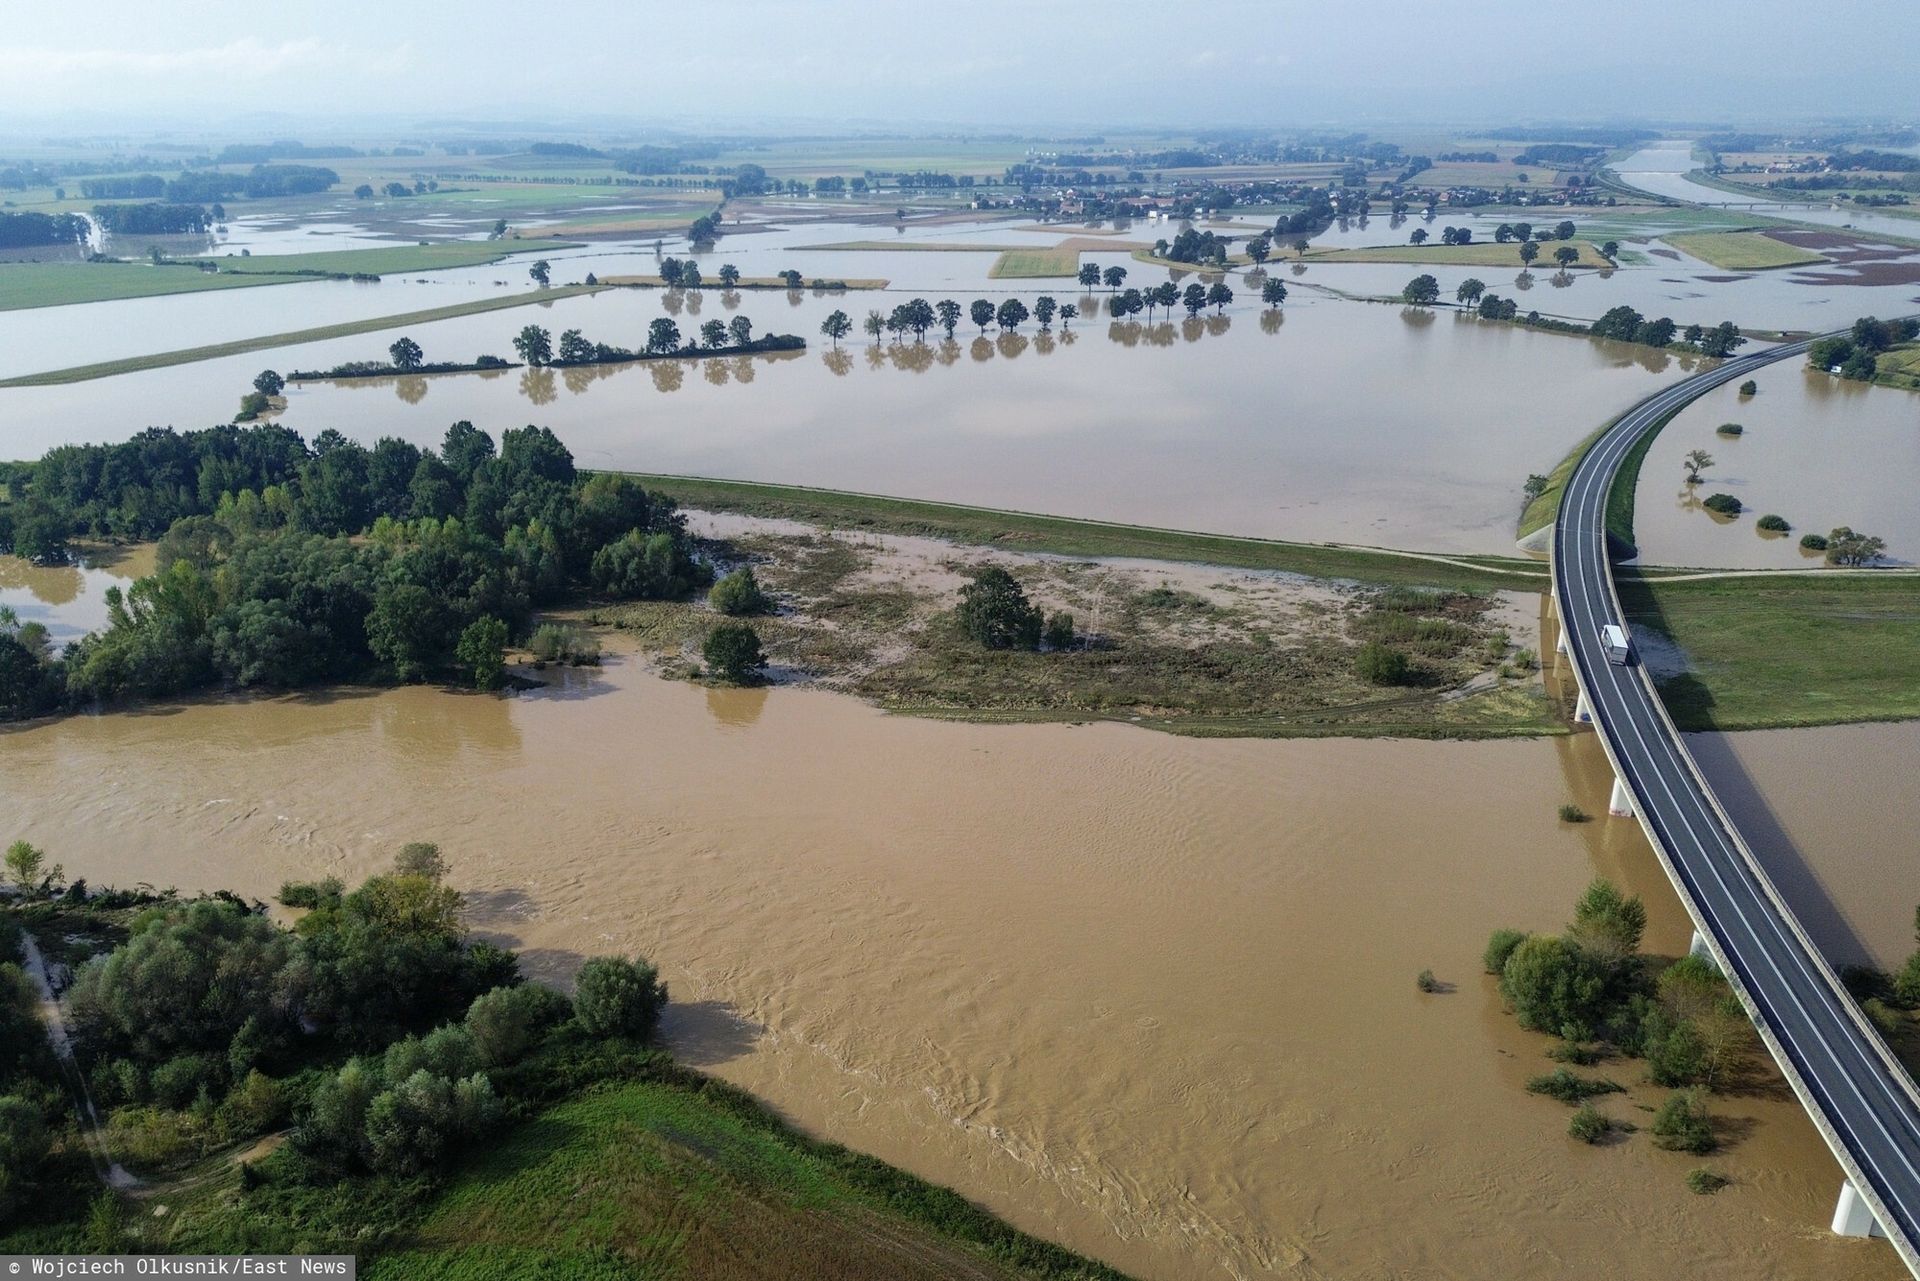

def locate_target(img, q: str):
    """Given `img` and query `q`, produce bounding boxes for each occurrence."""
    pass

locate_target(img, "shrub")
[1756,514,1790,533]
[466,983,571,1067]
[1042,612,1076,651]
[1558,803,1589,823]
[1737,380,1757,396]
[383,1024,480,1084]
[1651,1087,1715,1153]
[149,1053,220,1109]
[1526,1067,1624,1105]
[708,566,771,616]
[955,567,1042,650]
[220,1070,288,1137]
[527,622,600,666]
[1416,968,1440,993]
[1483,929,1529,975]
[277,877,344,909]
[1500,935,1608,1038]
[702,622,765,684]
[1355,642,1411,685]
[1687,1167,1729,1194]
[1702,493,1742,516]
[1714,422,1743,437]
[0,1096,49,1221]
[393,842,447,881]
[573,956,668,1040]
[591,529,709,600]
[365,1069,499,1176]
[1568,1103,1611,1144]
[235,391,272,422]
[104,1104,213,1171]
[1799,533,1829,552]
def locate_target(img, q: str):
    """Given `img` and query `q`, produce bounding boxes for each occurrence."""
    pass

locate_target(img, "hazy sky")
[3,0,1915,132]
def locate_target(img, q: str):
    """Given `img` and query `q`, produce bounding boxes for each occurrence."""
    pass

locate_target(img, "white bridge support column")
[1575,689,1593,723]
[1832,1179,1887,1238]
[1689,931,1723,975]
[1556,628,1570,657]
[1609,776,1635,818]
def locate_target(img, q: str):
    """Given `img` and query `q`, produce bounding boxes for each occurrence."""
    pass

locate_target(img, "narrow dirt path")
[19,931,138,1189]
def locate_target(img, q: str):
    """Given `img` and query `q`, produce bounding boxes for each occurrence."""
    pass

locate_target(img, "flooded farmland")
[1634,360,1920,568]
[0,651,1900,1281]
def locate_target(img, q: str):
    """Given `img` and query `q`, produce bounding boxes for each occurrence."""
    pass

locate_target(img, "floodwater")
[1634,361,1919,567]
[1616,144,1920,244]
[0,544,155,646]
[1694,722,1920,972]
[0,286,1685,556]
[0,651,1897,1281]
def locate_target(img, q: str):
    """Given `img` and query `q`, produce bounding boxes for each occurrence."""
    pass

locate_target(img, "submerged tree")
[820,310,852,347]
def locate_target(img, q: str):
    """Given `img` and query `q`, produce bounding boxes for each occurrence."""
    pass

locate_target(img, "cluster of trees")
[1158,227,1235,266]
[1591,307,1746,357]
[285,338,513,383]
[75,166,337,203]
[1808,316,1919,382]
[1487,879,1755,1151]
[832,295,1087,347]
[508,318,799,367]
[89,204,210,236]
[0,211,90,248]
[0,848,668,1213]
[0,423,712,717]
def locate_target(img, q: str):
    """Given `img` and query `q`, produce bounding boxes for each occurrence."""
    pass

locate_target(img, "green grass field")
[628,473,1546,592]
[1291,240,1614,268]
[182,238,580,277]
[1663,231,1826,271]
[363,1080,1124,1281]
[0,240,580,311]
[0,285,604,387]
[988,246,1084,278]
[1626,573,1920,730]
[1870,342,1920,392]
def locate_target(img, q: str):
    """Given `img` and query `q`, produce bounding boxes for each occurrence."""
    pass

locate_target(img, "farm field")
[1663,231,1828,270]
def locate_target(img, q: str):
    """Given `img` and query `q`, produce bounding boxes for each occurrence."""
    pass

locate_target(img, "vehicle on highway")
[1599,623,1632,666]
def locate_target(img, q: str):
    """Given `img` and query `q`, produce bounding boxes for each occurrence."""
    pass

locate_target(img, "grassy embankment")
[1284,241,1615,268]
[0,240,578,311]
[1662,232,1826,270]
[1626,573,1920,730]
[1870,342,1920,392]
[795,240,1028,253]
[360,1079,1127,1281]
[0,286,606,387]
[632,473,1546,592]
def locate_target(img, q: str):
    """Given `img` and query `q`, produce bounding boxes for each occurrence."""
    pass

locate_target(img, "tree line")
[0,423,713,718]
[0,211,90,248]
[1808,315,1919,382]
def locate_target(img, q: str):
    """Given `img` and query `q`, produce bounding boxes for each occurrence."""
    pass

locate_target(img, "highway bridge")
[1552,336,1920,1273]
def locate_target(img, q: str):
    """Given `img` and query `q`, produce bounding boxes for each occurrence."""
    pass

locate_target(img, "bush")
[0,1096,49,1222]
[277,877,344,908]
[1651,1087,1715,1153]
[955,567,1042,650]
[220,1070,288,1137]
[1568,1103,1611,1144]
[527,622,600,666]
[1042,612,1076,651]
[1558,803,1589,823]
[365,1069,498,1176]
[104,1104,213,1171]
[1355,642,1411,685]
[1526,1067,1624,1105]
[466,983,571,1067]
[1500,935,1608,1038]
[708,566,771,616]
[1799,533,1829,552]
[149,1053,220,1109]
[1687,1167,1729,1194]
[1416,968,1440,993]
[1702,493,1742,516]
[573,956,668,1039]
[591,529,709,600]
[393,842,447,881]
[1714,422,1744,437]
[1755,514,1790,532]
[702,622,765,683]
[1483,928,1528,975]
[1737,380,1757,397]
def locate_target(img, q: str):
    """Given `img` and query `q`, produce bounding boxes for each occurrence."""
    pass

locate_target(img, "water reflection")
[1514,271,1535,291]
[1034,331,1055,356]
[394,376,428,405]
[703,359,731,386]
[970,336,993,363]
[649,361,683,393]
[520,367,557,405]
[1400,306,1435,330]
[1260,309,1285,335]
[704,684,768,728]
[721,290,741,310]
[0,556,82,607]
[996,332,1028,360]
[821,348,852,376]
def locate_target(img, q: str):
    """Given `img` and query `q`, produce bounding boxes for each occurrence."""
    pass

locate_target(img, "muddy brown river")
[0,647,1900,1279]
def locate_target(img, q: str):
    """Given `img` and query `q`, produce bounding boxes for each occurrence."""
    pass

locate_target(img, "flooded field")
[0,543,155,645]
[1695,722,1920,971]
[1617,144,1920,244]
[0,285,1684,555]
[1633,361,1919,567]
[0,652,1898,1281]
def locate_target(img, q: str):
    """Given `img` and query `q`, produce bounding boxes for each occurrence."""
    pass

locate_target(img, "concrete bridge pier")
[1832,1180,1888,1239]
[1575,689,1593,723]
[1609,776,1634,817]
[1689,930,1722,974]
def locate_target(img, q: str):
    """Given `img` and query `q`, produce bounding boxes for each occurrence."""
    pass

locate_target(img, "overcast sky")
[3,0,1914,133]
